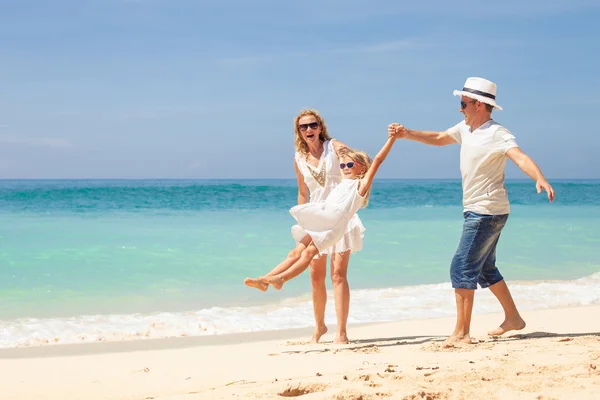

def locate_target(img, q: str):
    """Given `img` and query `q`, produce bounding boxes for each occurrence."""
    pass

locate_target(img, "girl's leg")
[244,235,311,292]
[263,242,320,290]
[330,250,351,344]
[310,255,328,343]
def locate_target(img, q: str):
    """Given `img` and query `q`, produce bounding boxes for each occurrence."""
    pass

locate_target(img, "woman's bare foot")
[244,277,268,292]
[488,317,526,336]
[334,332,349,344]
[310,325,328,343]
[262,275,285,290]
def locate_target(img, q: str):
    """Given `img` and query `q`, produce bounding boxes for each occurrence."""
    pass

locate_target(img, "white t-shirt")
[446,120,519,215]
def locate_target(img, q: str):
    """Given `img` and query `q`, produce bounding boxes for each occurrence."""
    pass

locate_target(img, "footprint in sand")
[277,383,328,397]
[402,390,450,400]
[334,344,381,354]
[285,340,311,346]
[333,389,392,399]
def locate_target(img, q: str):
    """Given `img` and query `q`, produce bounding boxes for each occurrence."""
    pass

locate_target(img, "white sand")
[1,305,599,399]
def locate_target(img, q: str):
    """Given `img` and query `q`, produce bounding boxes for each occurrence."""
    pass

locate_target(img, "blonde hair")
[293,109,333,155]
[342,148,373,207]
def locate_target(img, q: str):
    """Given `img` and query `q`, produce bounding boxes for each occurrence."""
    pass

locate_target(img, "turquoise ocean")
[1,179,599,348]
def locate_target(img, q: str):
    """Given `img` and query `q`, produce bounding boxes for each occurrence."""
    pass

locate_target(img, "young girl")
[244,133,399,291]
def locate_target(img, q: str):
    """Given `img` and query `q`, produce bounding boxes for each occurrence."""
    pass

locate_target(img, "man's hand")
[536,179,555,202]
[388,123,408,139]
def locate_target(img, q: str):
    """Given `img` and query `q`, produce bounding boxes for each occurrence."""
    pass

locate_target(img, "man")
[389,77,555,344]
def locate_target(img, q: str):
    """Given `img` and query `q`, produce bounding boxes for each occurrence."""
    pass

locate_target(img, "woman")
[290,109,364,344]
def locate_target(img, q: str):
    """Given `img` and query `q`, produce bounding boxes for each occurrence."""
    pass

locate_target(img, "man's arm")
[506,147,555,202]
[388,124,457,146]
[294,160,309,204]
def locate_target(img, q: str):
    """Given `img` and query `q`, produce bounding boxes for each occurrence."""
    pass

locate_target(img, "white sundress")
[290,179,366,253]
[294,140,365,254]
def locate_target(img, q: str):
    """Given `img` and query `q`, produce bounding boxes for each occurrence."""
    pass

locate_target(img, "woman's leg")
[244,235,310,292]
[309,254,328,343]
[330,250,351,344]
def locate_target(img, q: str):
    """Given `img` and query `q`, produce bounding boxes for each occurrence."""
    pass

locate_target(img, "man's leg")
[448,212,500,344]
[477,214,526,336]
[487,280,526,336]
[449,288,475,344]
[330,250,351,344]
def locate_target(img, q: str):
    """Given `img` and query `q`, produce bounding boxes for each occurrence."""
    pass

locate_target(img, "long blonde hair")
[294,109,333,155]
[343,148,373,207]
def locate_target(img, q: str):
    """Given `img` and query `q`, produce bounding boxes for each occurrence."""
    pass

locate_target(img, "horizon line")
[0,178,598,181]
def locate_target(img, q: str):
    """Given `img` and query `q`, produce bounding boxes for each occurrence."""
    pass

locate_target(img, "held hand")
[536,180,555,202]
[388,123,399,138]
[393,124,408,139]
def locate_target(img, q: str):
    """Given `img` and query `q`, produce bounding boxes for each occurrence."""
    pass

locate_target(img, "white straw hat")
[453,77,503,111]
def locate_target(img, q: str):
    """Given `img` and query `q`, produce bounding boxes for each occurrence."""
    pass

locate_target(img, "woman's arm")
[358,136,397,197]
[294,159,309,204]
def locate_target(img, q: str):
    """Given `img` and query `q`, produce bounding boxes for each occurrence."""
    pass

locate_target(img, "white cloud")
[0,135,74,149]
[335,40,418,54]
[218,51,309,66]
[218,40,417,66]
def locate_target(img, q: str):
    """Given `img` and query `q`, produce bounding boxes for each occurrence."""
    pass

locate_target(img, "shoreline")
[1,303,598,357]
[2,272,599,350]
[1,304,599,399]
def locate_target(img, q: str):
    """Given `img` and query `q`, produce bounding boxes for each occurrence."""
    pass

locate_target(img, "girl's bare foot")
[244,277,268,292]
[310,325,328,343]
[262,276,285,290]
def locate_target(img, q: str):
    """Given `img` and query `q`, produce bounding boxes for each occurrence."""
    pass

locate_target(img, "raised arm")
[506,147,555,202]
[294,159,309,205]
[331,139,350,158]
[388,124,456,146]
[358,136,397,197]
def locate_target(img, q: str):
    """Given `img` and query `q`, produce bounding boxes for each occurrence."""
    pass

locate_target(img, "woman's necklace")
[306,150,326,187]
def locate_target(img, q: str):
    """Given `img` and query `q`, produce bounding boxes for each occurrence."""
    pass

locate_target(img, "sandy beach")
[1,305,598,400]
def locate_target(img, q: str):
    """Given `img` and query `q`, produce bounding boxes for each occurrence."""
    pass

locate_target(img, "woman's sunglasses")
[340,162,355,169]
[298,122,320,131]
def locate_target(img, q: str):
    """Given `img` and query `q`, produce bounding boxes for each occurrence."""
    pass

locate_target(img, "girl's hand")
[388,123,399,138]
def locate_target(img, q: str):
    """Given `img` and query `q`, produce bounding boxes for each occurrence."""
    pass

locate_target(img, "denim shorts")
[450,211,508,290]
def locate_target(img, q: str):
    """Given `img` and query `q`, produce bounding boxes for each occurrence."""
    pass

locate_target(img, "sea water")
[0,179,598,347]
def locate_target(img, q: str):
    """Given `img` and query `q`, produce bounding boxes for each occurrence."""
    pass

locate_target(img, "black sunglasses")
[340,162,355,169]
[460,100,477,109]
[298,122,319,131]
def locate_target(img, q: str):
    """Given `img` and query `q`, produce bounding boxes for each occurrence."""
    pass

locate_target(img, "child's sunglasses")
[340,162,355,169]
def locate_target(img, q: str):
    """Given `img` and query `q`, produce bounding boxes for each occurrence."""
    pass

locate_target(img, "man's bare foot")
[334,332,349,344]
[488,317,526,336]
[444,334,474,346]
[262,276,285,290]
[310,325,328,343]
[244,277,268,292]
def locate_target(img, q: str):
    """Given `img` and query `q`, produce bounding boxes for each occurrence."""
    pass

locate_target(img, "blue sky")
[1,0,599,179]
